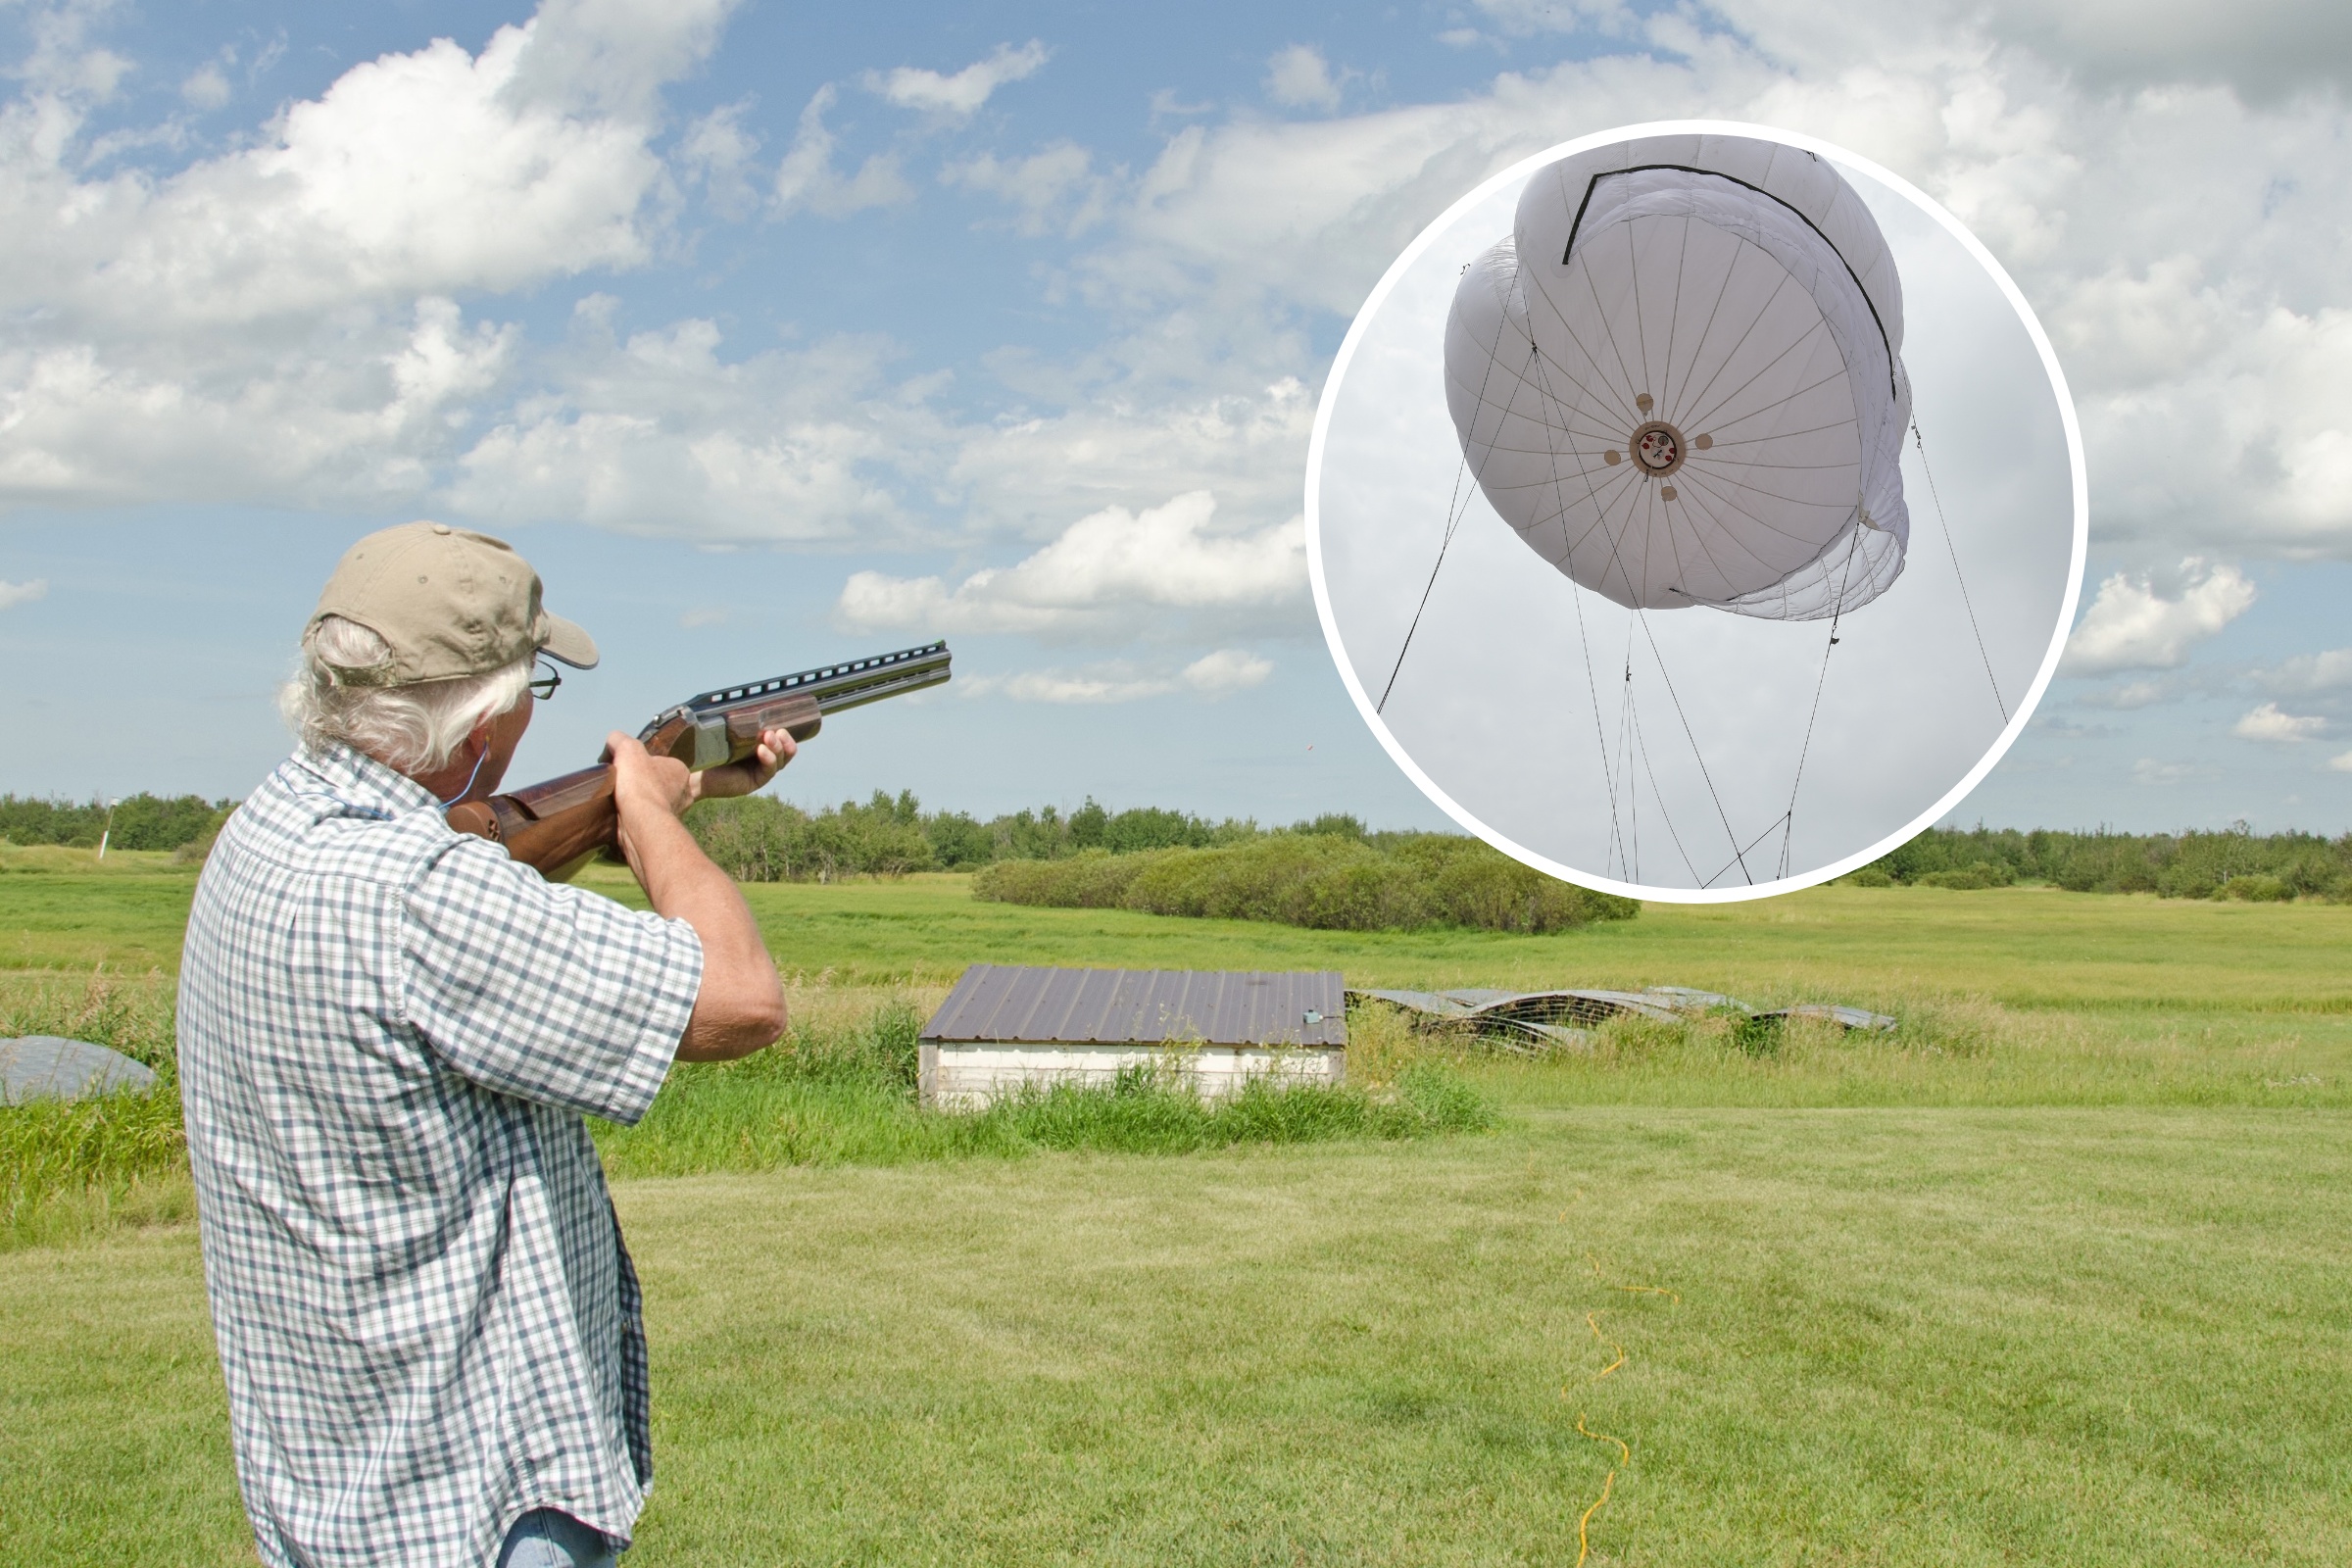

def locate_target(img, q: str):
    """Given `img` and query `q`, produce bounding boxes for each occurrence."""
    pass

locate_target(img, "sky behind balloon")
[0,0,2347,834]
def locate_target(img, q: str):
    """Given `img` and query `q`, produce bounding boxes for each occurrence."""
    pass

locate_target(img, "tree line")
[11,786,2351,904]
[684,792,1386,884]
[1855,824,2352,900]
[0,794,230,852]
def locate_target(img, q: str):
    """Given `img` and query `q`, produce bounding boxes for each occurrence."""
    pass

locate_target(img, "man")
[178,521,793,1568]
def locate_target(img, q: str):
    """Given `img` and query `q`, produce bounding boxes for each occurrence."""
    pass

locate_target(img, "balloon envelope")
[1444,133,1913,620]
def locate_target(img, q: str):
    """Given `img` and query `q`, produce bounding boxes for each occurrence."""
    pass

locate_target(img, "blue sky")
[0,0,2348,835]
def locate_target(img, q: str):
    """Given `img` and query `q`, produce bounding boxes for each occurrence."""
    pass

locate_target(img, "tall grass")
[0,970,188,1249]
[0,969,1494,1248]
[592,984,1493,1177]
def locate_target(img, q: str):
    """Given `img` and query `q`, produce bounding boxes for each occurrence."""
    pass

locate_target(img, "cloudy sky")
[0,0,2347,835]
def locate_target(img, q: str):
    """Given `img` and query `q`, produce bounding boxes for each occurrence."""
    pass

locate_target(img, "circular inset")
[1305,122,2086,902]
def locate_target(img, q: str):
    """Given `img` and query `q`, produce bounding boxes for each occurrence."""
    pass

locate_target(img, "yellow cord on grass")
[1566,1254,1677,1566]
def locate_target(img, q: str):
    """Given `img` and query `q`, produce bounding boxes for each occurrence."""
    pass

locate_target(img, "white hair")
[280,615,530,774]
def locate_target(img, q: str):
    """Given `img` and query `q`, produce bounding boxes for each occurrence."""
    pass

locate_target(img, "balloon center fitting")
[1630,420,1688,477]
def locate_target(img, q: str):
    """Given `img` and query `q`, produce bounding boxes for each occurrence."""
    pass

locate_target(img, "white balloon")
[1444,133,1913,620]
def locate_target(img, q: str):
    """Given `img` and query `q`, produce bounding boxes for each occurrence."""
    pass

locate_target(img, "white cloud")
[1470,0,1634,35]
[866,41,1048,118]
[951,379,1314,540]
[179,62,230,110]
[942,141,1106,235]
[0,0,738,514]
[445,316,935,540]
[836,491,1306,637]
[1180,648,1274,694]
[0,577,48,610]
[2,1,729,330]
[2328,751,2352,775]
[2257,649,2352,693]
[2133,757,2200,785]
[1972,0,2352,102]
[1264,46,1347,112]
[771,84,914,218]
[959,648,1271,704]
[0,296,515,510]
[2059,559,2256,675]
[2233,702,2328,743]
[678,99,761,219]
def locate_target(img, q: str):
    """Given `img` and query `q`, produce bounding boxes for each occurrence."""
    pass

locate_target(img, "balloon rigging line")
[1656,263,1800,435]
[1637,606,1752,885]
[1616,609,1641,882]
[1914,421,2008,725]
[1778,521,1866,879]
[1375,451,1471,715]
[1630,686,1700,884]
[1535,339,1635,873]
[1535,337,1681,875]
[1700,808,1794,890]
[1533,332,1720,884]
[1376,326,1508,714]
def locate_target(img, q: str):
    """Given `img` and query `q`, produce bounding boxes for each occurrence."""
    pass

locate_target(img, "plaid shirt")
[177,745,703,1568]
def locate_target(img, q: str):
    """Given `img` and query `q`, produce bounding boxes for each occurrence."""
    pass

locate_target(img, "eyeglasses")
[528,658,563,702]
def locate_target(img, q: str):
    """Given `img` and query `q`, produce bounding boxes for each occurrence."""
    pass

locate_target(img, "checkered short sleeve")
[400,838,703,1126]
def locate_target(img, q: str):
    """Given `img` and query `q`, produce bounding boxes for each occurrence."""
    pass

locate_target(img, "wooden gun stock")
[446,641,947,879]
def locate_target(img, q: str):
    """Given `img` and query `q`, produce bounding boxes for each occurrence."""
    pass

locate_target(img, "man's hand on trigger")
[687,727,799,804]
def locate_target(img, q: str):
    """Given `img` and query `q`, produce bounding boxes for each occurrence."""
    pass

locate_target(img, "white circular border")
[1304,119,2089,906]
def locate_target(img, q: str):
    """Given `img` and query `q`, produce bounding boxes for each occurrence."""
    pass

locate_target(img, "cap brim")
[538,612,600,670]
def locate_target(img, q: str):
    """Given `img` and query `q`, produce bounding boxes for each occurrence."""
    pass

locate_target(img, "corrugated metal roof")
[923,965,1348,1048]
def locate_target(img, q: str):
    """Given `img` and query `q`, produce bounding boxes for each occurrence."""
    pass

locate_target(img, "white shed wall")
[920,1041,1346,1109]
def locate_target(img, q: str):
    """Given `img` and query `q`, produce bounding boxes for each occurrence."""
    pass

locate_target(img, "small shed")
[919,965,1347,1108]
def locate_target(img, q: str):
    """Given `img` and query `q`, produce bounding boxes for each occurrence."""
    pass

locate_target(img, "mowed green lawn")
[3,852,2350,1563]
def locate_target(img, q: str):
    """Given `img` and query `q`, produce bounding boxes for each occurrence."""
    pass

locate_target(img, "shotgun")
[446,640,951,879]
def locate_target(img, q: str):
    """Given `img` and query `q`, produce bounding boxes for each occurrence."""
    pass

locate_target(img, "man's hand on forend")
[687,727,799,805]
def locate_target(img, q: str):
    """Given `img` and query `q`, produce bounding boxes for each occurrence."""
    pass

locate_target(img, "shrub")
[977,832,1638,934]
[1844,867,1895,887]
[2220,873,2293,903]
[1916,860,2015,891]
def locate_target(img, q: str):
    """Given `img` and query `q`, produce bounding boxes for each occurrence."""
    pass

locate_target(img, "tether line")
[1378,318,1516,713]
[1915,421,2007,725]
[1637,607,1751,885]
[1779,518,1865,878]
[1630,690,1699,884]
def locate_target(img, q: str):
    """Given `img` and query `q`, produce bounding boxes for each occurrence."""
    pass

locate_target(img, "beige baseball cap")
[304,521,599,687]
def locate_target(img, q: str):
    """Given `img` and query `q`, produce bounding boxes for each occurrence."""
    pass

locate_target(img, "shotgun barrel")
[446,640,951,879]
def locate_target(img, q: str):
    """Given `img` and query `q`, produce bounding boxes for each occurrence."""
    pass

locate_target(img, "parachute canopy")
[1445,134,1913,620]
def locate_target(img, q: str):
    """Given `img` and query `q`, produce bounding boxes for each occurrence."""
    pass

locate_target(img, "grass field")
[3,848,2349,1563]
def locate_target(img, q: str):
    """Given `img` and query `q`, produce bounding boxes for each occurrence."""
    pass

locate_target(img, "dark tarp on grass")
[1348,987,1894,1054]
[0,1036,159,1104]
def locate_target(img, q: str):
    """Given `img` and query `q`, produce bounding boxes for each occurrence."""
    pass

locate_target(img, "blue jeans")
[497,1509,621,1568]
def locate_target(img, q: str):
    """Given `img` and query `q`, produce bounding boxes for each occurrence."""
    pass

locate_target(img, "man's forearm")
[619,805,786,1060]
